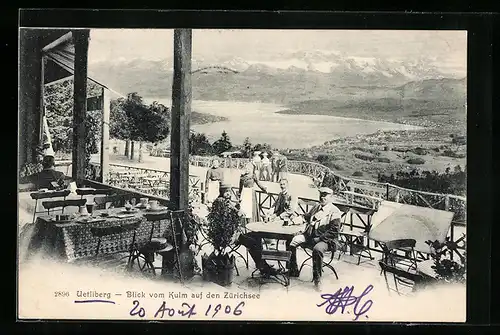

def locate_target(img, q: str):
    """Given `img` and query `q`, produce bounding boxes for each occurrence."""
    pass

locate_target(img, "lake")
[147,99,421,149]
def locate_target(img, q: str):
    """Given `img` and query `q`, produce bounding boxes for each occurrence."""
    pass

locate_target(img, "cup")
[149,200,159,210]
[86,203,95,216]
[79,206,89,216]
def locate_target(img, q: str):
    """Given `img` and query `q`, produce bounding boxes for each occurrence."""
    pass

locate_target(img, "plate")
[120,209,139,214]
[145,207,168,212]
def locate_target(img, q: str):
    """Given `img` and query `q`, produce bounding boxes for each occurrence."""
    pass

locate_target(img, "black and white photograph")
[18,27,467,321]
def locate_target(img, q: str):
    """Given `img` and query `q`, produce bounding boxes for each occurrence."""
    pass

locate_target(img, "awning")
[43,32,124,98]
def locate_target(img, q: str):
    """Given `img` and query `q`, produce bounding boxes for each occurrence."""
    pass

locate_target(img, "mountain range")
[87,52,465,104]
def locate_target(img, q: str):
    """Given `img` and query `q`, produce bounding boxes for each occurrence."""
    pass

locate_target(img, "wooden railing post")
[444,195,450,211]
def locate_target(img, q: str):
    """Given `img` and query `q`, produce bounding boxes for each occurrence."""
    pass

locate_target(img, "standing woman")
[239,162,268,223]
[204,159,224,205]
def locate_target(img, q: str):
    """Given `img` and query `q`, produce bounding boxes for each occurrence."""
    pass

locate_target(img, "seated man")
[29,149,67,190]
[19,144,47,184]
[262,179,298,224]
[288,187,343,290]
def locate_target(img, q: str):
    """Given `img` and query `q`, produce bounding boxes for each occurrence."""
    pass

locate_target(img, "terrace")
[18,28,466,321]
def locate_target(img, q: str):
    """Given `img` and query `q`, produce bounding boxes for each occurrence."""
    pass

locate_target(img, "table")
[24,207,173,262]
[369,203,454,254]
[416,259,437,279]
[246,221,304,241]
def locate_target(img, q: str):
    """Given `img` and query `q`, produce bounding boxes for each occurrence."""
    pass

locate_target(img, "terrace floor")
[18,227,466,322]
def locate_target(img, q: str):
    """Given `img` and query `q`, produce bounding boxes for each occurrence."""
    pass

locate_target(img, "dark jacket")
[303,202,342,246]
[30,169,65,190]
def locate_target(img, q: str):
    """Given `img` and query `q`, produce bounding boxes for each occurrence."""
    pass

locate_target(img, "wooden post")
[170,29,192,211]
[72,30,90,184]
[39,56,46,146]
[100,88,110,183]
[444,195,450,211]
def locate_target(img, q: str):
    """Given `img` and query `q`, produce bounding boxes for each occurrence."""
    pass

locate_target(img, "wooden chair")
[337,207,376,265]
[296,214,349,281]
[30,189,71,222]
[380,239,418,274]
[251,249,292,287]
[379,261,434,296]
[76,188,114,199]
[88,219,143,270]
[41,199,87,215]
[133,210,187,283]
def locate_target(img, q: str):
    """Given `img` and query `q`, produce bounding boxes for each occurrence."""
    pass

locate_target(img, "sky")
[88,29,467,72]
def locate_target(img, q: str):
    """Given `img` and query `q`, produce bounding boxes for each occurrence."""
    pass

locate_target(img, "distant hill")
[88,55,465,104]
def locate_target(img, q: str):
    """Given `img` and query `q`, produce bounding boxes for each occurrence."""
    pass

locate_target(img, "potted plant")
[425,234,466,284]
[201,198,244,287]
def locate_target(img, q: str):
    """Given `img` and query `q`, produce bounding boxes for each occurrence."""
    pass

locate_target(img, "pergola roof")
[39,29,109,91]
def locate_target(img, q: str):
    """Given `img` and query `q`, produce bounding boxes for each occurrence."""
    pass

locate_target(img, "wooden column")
[72,30,90,184]
[39,55,46,146]
[100,88,110,183]
[169,29,192,211]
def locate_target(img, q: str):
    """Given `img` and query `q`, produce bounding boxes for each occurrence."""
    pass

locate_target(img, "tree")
[111,93,170,161]
[253,142,272,154]
[110,97,131,156]
[189,132,213,155]
[44,79,102,166]
[212,131,232,154]
[242,137,253,158]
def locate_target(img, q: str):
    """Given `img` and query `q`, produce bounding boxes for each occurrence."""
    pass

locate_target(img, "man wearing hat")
[29,147,67,190]
[288,186,343,290]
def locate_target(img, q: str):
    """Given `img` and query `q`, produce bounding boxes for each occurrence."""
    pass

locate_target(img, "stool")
[251,250,292,287]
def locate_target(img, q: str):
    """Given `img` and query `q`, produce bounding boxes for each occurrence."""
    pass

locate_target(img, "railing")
[187,154,466,219]
[88,162,204,204]
[89,154,466,261]
[187,154,466,261]
[248,187,466,261]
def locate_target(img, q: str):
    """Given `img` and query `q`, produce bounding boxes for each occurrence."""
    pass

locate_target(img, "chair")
[379,239,418,274]
[41,199,87,215]
[296,213,349,280]
[133,210,187,283]
[30,189,71,222]
[251,249,292,287]
[337,207,376,265]
[88,219,143,271]
[379,261,434,296]
[76,188,113,199]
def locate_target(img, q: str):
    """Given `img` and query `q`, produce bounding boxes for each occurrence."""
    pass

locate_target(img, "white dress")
[240,187,254,219]
[206,180,220,203]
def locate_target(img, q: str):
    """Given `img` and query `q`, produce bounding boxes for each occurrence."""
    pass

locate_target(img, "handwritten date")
[317,285,374,321]
[130,300,245,319]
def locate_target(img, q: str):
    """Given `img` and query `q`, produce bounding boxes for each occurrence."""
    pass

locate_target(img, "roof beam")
[42,32,73,53]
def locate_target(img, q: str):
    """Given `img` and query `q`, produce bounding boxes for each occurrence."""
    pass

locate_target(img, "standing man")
[288,187,343,290]
[260,152,271,181]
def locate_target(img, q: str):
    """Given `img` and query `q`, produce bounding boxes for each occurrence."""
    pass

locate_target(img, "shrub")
[375,157,391,163]
[352,171,363,177]
[412,147,428,155]
[442,150,466,158]
[407,157,425,165]
[330,163,344,171]
[354,153,376,162]
[316,153,336,164]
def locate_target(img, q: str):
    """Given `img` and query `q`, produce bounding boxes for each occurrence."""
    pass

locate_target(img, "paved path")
[105,154,321,200]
